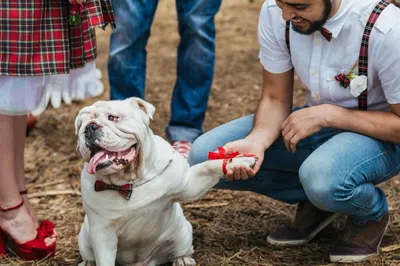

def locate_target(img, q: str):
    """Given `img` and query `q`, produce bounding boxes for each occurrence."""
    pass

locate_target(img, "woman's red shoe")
[0,199,56,260]
[15,220,56,260]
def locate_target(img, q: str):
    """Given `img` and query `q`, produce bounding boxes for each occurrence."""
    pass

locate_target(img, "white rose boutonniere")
[350,75,368,97]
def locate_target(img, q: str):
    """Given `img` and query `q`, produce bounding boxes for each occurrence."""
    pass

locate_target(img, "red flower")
[334,73,351,88]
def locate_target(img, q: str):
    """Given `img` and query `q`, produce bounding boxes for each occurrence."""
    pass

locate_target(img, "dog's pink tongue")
[87,151,106,174]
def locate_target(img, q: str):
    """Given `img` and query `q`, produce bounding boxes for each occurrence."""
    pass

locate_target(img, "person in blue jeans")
[108,0,222,159]
[189,0,400,263]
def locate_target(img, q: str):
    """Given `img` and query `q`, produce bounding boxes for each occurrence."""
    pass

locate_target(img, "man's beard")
[292,0,332,35]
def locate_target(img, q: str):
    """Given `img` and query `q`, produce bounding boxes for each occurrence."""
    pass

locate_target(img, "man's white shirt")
[258,0,400,110]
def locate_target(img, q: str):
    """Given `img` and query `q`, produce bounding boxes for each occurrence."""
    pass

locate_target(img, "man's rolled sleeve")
[375,28,400,104]
[258,1,292,74]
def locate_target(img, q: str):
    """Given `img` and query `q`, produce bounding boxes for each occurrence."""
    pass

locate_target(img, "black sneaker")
[330,212,389,263]
[267,202,339,245]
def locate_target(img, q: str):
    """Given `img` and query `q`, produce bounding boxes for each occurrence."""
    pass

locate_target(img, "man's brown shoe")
[267,202,339,245]
[330,212,389,263]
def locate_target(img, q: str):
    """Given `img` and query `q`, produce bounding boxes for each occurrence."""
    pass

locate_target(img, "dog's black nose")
[85,123,100,134]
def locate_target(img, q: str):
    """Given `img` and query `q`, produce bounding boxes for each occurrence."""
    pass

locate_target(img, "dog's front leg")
[89,225,118,266]
[178,156,256,202]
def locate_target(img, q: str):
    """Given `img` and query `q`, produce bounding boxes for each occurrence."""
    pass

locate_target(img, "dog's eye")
[108,115,118,122]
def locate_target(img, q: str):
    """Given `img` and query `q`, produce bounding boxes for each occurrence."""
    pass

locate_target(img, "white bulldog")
[75,97,256,266]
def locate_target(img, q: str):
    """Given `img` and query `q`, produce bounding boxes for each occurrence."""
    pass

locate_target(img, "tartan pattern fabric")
[0,0,115,76]
[285,21,291,53]
[85,0,115,30]
[320,27,332,42]
[284,0,389,110]
[358,0,389,110]
[94,180,133,200]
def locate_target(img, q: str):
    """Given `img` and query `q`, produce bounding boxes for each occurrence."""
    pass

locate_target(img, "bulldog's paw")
[172,256,196,266]
[226,156,257,172]
[78,261,96,266]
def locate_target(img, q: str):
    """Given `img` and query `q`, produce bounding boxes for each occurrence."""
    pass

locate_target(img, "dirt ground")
[2,0,400,265]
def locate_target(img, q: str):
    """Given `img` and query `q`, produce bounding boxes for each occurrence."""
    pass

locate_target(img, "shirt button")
[312,93,320,100]
[311,70,318,76]
[314,40,320,46]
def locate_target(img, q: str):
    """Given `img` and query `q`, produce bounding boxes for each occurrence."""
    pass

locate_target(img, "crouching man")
[188,0,400,263]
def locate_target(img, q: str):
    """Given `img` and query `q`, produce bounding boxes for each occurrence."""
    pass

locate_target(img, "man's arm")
[281,103,400,153]
[246,68,294,149]
[223,1,294,180]
[223,68,294,180]
[325,104,400,143]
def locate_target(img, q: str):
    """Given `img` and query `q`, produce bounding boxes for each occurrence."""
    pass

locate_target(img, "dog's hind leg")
[161,218,195,266]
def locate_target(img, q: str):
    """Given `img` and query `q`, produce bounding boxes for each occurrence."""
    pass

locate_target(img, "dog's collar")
[129,158,173,187]
[93,158,173,200]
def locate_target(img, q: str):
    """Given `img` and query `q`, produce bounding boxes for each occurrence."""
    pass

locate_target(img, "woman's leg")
[13,115,39,227]
[0,115,54,246]
[0,115,20,206]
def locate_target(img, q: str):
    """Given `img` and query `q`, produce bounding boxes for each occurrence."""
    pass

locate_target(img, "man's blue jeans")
[188,110,400,224]
[108,0,222,142]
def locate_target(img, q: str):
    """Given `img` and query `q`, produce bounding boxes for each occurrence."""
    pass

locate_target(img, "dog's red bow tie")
[94,180,133,200]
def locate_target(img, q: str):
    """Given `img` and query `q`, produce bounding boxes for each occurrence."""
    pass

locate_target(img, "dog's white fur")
[75,98,256,266]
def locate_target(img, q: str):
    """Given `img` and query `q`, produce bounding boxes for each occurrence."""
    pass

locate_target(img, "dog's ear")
[74,115,82,136]
[127,97,155,120]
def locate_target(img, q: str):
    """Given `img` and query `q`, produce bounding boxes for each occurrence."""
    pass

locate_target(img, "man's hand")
[223,138,265,181]
[281,105,331,153]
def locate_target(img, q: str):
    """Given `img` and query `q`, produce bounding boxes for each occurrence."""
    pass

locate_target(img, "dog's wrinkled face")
[75,97,155,176]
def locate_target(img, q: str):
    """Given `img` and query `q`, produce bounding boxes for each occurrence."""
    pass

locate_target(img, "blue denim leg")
[166,0,222,143]
[189,107,400,222]
[108,0,159,100]
[188,114,314,204]
[299,132,400,224]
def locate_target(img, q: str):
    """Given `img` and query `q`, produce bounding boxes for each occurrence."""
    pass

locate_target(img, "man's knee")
[299,155,374,213]
[178,0,221,31]
[299,156,339,211]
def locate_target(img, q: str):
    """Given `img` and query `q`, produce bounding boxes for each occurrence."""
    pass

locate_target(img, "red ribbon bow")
[208,146,241,175]
[94,180,133,200]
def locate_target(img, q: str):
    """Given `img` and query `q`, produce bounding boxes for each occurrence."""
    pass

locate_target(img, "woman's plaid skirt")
[0,0,115,76]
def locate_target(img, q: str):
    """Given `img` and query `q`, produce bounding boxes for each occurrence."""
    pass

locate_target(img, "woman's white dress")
[0,61,104,116]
